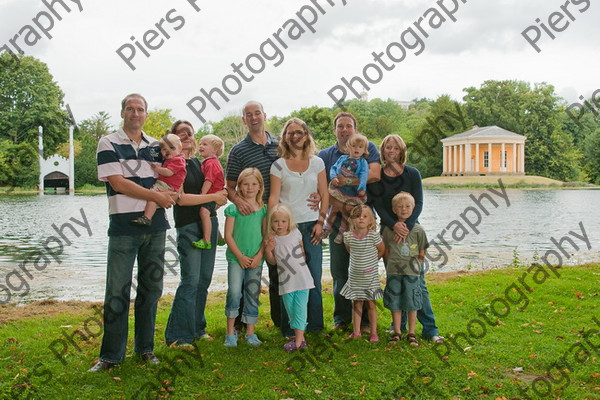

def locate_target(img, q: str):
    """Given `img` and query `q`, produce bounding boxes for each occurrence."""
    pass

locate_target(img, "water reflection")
[1,189,598,303]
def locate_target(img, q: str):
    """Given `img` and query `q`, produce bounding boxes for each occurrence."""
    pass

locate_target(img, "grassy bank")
[0,185,105,195]
[1,264,599,399]
[422,175,598,189]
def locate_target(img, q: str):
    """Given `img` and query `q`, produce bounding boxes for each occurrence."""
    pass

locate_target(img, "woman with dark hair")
[165,120,227,347]
[368,134,444,344]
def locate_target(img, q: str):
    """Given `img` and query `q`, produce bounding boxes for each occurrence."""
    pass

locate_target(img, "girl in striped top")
[340,204,385,342]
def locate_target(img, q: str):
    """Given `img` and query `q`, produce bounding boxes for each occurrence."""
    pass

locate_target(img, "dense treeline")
[1,54,598,189]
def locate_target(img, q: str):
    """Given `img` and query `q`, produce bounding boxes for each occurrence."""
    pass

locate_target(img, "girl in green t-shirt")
[223,168,267,347]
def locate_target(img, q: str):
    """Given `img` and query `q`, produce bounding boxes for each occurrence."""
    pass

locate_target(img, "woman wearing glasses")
[268,117,329,338]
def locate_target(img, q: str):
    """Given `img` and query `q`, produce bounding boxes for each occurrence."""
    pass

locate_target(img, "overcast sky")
[1,0,598,129]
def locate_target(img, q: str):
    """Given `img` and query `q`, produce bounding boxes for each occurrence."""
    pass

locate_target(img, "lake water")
[1,188,598,304]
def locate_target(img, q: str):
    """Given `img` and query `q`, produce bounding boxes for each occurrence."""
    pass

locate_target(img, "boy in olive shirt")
[382,191,429,346]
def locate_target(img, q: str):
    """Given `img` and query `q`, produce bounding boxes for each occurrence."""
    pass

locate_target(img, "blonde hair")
[236,168,264,207]
[392,191,415,209]
[346,133,369,158]
[380,134,407,166]
[200,134,224,157]
[267,203,297,235]
[278,117,316,159]
[348,204,377,232]
[160,134,182,153]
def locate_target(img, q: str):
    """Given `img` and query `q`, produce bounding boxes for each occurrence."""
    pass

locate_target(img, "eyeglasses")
[287,130,306,137]
[175,129,193,137]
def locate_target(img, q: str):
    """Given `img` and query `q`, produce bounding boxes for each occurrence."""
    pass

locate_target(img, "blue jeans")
[99,231,166,364]
[400,271,439,338]
[280,221,324,336]
[165,218,217,345]
[225,261,263,324]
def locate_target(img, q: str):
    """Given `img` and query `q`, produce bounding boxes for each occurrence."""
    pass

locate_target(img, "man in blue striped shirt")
[90,93,177,372]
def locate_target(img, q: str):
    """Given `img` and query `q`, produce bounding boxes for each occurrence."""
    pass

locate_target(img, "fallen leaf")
[231,384,244,392]
[314,389,322,394]
[359,384,365,395]
[112,377,121,381]
[513,367,524,373]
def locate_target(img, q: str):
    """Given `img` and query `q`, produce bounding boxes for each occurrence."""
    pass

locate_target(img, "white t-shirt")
[273,228,315,295]
[270,156,325,223]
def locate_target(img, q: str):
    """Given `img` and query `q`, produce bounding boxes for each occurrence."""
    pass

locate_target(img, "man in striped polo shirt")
[90,93,177,372]
[225,100,282,327]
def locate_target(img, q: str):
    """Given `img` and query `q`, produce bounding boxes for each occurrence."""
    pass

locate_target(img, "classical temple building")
[441,125,526,176]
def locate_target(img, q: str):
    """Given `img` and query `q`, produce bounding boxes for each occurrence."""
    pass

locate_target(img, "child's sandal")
[407,333,419,347]
[388,333,402,344]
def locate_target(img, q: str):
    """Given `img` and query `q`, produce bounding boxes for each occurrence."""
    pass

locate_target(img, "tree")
[211,114,248,152]
[77,111,113,140]
[290,106,335,148]
[407,95,472,178]
[73,133,101,187]
[0,139,39,187]
[463,80,582,181]
[143,108,175,139]
[582,129,600,184]
[73,112,114,187]
[0,53,69,153]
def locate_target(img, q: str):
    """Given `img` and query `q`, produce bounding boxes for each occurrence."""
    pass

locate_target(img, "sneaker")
[131,216,152,226]
[333,323,348,331]
[141,352,160,364]
[88,360,115,372]
[224,333,238,347]
[198,333,213,341]
[245,334,262,347]
[192,239,211,249]
[430,335,445,344]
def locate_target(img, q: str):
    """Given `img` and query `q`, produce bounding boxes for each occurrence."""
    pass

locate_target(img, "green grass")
[1,264,600,399]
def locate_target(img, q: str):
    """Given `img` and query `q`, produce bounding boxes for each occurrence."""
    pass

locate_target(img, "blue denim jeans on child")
[225,261,264,324]
[165,218,217,345]
[400,271,439,338]
[100,231,166,364]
